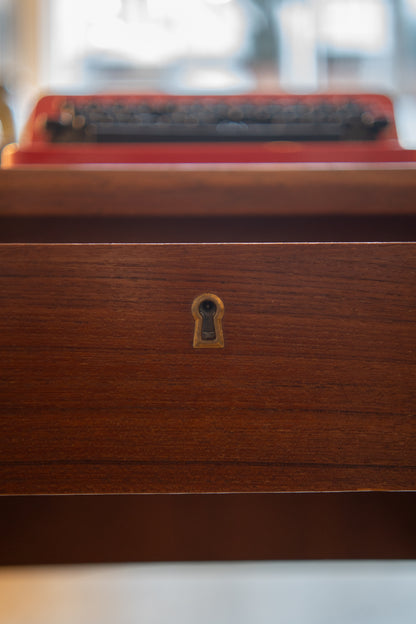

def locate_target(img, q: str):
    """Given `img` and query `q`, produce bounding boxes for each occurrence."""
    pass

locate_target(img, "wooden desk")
[0,166,415,562]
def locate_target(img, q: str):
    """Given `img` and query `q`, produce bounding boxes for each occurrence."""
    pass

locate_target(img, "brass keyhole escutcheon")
[192,293,224,348]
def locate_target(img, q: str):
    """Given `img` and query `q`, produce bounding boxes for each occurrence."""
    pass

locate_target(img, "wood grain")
[1,167,416,217]
[0,242,415,494]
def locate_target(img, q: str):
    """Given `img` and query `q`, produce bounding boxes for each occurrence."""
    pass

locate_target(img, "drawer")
[0,242,414,494]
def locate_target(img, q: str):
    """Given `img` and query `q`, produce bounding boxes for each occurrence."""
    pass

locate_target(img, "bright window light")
[46,0,248,87]
[318,0,390,54]
[406,0,416,14]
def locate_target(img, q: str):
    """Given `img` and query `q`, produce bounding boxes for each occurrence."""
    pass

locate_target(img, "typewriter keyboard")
[44,96,391,144]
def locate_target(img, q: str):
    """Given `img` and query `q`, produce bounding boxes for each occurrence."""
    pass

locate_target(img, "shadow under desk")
[0,166,415,563]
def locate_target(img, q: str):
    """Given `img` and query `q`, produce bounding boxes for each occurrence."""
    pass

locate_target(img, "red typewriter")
[3,92,415,166]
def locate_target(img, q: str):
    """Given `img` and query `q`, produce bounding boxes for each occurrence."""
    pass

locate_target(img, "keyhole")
[192,293,225,348]
[199,299,217,341]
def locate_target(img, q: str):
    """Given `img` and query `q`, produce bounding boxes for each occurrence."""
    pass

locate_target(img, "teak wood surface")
[1,167,416,217]
[0,242,414,495]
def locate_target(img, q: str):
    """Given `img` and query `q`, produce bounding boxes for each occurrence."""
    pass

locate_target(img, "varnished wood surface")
[0,243,415,495]
[1,167,416,218]
[1,493,415,564]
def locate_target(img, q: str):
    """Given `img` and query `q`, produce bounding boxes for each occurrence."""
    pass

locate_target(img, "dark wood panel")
[1,167,416,217]
[1,215,416,243]
[0,493,415,564]
[0,243,415,494]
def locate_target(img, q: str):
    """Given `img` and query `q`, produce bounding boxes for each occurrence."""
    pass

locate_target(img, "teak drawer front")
[0,243,415,494]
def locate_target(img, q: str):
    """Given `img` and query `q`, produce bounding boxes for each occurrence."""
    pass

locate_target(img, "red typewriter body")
[3,92,415,166]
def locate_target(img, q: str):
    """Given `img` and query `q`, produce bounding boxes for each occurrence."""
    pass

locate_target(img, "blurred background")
[1,561,416,624]
[1,0,416,146]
